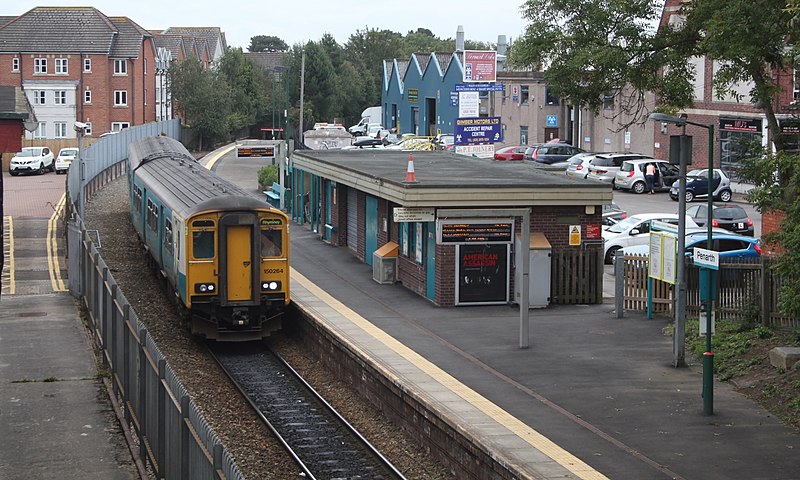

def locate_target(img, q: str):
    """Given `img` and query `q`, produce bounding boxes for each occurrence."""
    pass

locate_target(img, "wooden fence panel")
[551,248,602,304]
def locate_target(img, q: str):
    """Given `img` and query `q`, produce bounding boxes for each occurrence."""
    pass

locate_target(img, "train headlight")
[194,283,216,293]
[261,281,281,291]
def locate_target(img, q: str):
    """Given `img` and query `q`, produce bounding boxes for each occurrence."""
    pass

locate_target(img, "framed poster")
[456,244,509,305]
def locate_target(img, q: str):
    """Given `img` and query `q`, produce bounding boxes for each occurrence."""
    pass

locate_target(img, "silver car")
[586,153,653,184]
[614,159,680,194]
[564,153,597,179]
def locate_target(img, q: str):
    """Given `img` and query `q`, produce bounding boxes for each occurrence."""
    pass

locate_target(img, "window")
[32,90,45,105]
[34,123,46,138]
[144,58,147,75]
[602,92,615,110]
[84,122,92,136]
[34,58,47,74]
[114,90,127,106]
[54,91,67,105]
[84,89,92,104]
[133,186,142,215]
[12,57,19,71]
[112,122,130,132]
[146,199,159,232]
[520,85,529,105]
[114,59,127,75]
[260,229,282,257]
[164,220,174,255]
[55,58,68,74]
[520,126,528,145]
[545,86,560,106]
[192,230,215,259]
[84,58,91,72]
[54,122,67,138]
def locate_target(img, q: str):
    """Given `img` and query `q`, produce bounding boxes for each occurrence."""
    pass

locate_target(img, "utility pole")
[299,49,305,147]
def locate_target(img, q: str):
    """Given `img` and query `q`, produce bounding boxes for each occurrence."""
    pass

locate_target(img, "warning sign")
[569,225,581,246]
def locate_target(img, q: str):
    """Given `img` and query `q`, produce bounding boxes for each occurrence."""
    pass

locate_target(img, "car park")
[55,147,79,174]
[669,168,733,202]
[613,158,679,193]
[9,146,54,176]
[686,204,754,236]
[493,145,528,161]
[602,202,627,226]
[524,142,585,165]
[587,153,656,185]
[602,213,699,264]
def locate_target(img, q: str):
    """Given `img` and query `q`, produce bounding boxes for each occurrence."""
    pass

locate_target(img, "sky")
[8,1,530,51]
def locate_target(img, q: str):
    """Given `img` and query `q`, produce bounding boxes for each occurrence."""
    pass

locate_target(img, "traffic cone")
[404,153,418,182]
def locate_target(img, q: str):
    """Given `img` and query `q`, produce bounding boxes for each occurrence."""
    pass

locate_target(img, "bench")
[264,182,284,207]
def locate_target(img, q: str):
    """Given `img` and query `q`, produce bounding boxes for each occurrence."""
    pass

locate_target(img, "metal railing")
[65,120,244,479]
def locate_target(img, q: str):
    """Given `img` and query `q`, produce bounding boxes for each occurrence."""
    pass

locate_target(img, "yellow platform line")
[203,145,235,170]
[291,269,607,480]
[4,216,15,295]
[47,193,67,292]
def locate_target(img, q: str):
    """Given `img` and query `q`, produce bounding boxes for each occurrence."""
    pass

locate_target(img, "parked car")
[493,145,527,161]
[613,158,680,193]
[587,153,655,185]
[9,146,54,176]
[686,204,754,236]
[622,231,761,260]
[603,213,699,264]
[524,142,585,165]
[669,168,733,202]
[565,152,598,178]
[54,147,79,174]
[602,202,627,226]
[434,133,455,151]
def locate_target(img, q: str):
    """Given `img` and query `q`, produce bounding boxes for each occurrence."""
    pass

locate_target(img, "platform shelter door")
[365,195,378,266]
[426,222,436,301]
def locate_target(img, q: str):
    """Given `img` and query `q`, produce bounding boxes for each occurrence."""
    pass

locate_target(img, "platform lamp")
[649,112,715,415]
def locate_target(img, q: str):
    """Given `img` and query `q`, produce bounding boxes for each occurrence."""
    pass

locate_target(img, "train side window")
[261,229,282,257]
[192,230,214,259]
[146,199,158,232]
[164,220,174,255]
[134,186,142,215]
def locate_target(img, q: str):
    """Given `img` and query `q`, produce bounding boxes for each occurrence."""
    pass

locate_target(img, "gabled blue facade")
[382,52,463,137]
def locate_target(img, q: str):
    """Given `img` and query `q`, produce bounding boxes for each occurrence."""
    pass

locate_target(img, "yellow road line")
[47,193,67,292]
[4,216,15,295]
[291,269,608,480]
[203,144,235,170]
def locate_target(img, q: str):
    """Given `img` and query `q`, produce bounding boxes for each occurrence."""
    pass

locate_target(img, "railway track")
[210,342,406,480]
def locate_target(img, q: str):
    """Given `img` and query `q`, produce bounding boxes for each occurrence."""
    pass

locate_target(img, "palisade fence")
[619,254,798,329]
[65,120,245,480]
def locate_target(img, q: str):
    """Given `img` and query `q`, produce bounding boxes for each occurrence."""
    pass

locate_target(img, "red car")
[493,145,527,161]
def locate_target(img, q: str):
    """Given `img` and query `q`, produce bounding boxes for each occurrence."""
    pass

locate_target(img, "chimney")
[456,25,464,52]
[497,35,507,56]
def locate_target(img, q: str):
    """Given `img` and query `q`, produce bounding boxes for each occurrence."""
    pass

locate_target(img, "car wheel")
[605,246,620,265]
[632,181,646,194]
[37,163,45,175]
[718,189,732,202]
[10,170,19,176]
[49,162,55,173]
[685,190,694,202]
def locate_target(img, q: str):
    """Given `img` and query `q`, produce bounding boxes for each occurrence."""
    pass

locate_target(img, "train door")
[225,224,253,301]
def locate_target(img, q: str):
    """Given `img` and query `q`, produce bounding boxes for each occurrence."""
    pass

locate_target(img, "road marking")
[47,193,67,292]
[3,216,15,295]
[291,268,608,480]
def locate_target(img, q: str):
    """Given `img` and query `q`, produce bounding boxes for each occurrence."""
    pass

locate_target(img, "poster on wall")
[456,244,509,305]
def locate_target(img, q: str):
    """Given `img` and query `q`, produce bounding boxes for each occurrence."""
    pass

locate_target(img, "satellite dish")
[23,120,38,132]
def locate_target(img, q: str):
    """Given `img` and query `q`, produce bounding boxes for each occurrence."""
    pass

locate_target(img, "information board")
[454,117,502,145]
[438,219,513,244]
[237,145,275,158]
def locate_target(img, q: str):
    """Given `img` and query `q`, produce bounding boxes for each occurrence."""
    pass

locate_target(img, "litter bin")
[372,241,399,284]
[514,232,551,308]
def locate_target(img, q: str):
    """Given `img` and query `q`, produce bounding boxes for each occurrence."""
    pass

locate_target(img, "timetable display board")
[438,219,514,244]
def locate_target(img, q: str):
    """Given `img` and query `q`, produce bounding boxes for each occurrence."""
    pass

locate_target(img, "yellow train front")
[128,136,290,341]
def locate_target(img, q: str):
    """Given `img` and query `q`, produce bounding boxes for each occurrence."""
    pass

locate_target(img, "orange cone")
[404,153,418,182]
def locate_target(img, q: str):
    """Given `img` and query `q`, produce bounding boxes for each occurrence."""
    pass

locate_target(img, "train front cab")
[187,209,289,341]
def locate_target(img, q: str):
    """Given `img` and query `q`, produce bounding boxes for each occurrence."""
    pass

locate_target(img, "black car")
[524,143,585,165]
[686,204,754,236]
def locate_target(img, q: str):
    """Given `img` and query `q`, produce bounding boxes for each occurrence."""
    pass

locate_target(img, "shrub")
[258,165,279,188]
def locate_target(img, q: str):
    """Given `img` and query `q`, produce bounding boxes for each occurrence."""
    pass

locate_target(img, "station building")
[289,149,611,307]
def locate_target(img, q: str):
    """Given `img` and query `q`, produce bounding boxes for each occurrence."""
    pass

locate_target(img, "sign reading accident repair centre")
[454,117,502,145]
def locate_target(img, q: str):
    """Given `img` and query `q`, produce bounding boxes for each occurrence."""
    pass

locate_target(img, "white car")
[55,147,79,174]
[602,213,699,264]
[9,146,55,176]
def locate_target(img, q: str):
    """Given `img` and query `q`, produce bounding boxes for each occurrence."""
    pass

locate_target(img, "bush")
[258,165,279,188]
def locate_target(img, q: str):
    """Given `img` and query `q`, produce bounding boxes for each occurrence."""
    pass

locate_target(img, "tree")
[509,0,797,140]
[169,58,232,149]
[248,35,289,53]
[218,47,267,134]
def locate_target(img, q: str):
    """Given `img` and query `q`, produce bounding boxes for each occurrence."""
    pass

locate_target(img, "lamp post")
[650,112,715,415]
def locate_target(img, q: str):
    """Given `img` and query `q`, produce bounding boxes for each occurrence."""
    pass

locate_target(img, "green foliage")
[258,165,279,187]
[248,35,289,53]
[687,318,754,376]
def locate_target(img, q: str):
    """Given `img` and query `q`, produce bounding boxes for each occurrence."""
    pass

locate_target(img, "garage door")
[347,188,357,252]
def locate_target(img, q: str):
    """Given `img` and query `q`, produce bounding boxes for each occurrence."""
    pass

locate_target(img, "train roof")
[129,136,269,218]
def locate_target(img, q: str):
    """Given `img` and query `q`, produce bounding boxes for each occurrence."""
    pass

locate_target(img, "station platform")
[287,222,800,479]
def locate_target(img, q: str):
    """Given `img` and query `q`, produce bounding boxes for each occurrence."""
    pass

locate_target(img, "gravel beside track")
[84,176,453,479]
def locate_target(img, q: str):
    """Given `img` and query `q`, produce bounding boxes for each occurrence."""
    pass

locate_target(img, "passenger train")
[128,136,290,341]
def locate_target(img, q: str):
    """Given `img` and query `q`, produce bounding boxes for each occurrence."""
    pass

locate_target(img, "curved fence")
[65,120,245,480]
